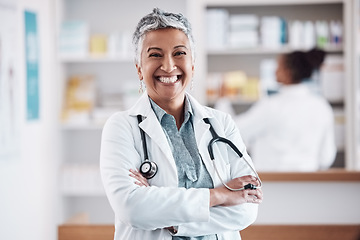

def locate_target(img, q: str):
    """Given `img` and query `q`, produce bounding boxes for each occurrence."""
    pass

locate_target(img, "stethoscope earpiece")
[140,161,158,179]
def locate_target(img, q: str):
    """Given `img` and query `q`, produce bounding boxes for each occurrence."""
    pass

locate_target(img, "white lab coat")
[100,92,258,240]
[234,84,336,171]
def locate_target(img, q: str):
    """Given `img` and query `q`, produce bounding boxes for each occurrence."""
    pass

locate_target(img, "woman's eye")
[174,51,186,56]
[149,53,161,58]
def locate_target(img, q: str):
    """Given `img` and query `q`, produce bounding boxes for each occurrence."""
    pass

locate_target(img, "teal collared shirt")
[149,96,217,240]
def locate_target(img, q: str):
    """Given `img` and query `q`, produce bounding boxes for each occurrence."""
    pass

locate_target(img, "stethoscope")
[137,115,262,191]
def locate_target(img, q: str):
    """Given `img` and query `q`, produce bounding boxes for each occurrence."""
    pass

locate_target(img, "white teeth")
[158,76,178,83]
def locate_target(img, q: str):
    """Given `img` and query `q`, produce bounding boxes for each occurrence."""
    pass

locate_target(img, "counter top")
[259,169,360,182]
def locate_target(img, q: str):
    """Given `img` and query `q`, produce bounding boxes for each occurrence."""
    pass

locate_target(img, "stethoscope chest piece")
[137,115,158,179]
[140,160,158,179]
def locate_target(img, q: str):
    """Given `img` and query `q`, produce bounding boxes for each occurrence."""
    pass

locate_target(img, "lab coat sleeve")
[174,113,259,237]
[100,113,210,230]
[175,204,258,237]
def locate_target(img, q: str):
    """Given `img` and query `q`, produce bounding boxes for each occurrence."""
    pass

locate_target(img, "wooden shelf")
[241,224,360,240]
[58,225,114,240]
[259,169,360,182]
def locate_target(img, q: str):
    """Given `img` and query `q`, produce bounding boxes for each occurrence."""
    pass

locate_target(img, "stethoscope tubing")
[205,118,262,191]
[212,153,262,191]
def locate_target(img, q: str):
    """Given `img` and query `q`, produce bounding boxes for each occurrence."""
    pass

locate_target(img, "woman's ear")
[283,68,294,84]
[136,64,143,80]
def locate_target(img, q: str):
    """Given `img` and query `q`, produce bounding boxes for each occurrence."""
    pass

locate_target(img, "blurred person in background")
[216,48,336,172]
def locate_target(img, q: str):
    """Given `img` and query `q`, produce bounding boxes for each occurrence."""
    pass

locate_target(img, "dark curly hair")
[283,48,326,84]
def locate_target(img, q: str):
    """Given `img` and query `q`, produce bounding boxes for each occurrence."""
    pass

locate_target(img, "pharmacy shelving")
[189,0,346,102]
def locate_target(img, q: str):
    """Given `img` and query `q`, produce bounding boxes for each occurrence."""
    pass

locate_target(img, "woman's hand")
[129,169,150,187]
[210,175,263,207]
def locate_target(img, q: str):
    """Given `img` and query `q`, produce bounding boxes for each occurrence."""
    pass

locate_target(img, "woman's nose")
[160,55,177,72]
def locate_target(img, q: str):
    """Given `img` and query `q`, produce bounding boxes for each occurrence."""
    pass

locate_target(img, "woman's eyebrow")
[147,47,162,52]
[174,45,188,50]
[147,45,188,52]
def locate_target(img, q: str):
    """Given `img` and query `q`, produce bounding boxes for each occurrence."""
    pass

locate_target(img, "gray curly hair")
[132,8,195,65]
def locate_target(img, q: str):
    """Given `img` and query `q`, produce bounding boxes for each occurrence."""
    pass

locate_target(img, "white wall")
[0,0,59,240]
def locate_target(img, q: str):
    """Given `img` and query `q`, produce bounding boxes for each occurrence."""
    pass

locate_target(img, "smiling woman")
[100,8,263,240]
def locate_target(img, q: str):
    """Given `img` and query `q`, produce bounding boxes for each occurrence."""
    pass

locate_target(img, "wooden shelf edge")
[241,224,360,240]
[58,224,360,240]
[58,225,115,240]
[259,169,360,182]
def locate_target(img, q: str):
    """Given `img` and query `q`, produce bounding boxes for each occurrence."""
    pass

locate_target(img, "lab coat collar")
[128,91,214,121]
[128,92,153,118]
[127,93,175,172]
[186,93,214,147]
[279,84,310,95]
[186,93,214,121]
[127,92,215,171]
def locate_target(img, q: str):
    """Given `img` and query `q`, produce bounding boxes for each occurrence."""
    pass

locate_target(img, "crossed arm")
[129,169,263,206]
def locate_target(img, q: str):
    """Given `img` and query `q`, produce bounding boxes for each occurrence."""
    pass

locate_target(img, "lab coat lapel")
[193,116,209,148]
[187,94,212,146]
[140,113,174,164]
[130,93,177,172]
[187,94,220,184]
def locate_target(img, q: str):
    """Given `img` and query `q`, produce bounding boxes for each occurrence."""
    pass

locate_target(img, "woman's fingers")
[222,176,263,205]
[244,175,261,187]
[226,175,261,190]
[129,169,150,187]
[246,189,263,203]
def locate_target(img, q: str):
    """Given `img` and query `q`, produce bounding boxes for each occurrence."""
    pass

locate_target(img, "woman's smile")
[156,75,182,84]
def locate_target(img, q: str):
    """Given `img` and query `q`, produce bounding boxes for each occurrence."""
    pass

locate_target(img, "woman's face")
[136,28,194,104]
[275,56,292,85]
